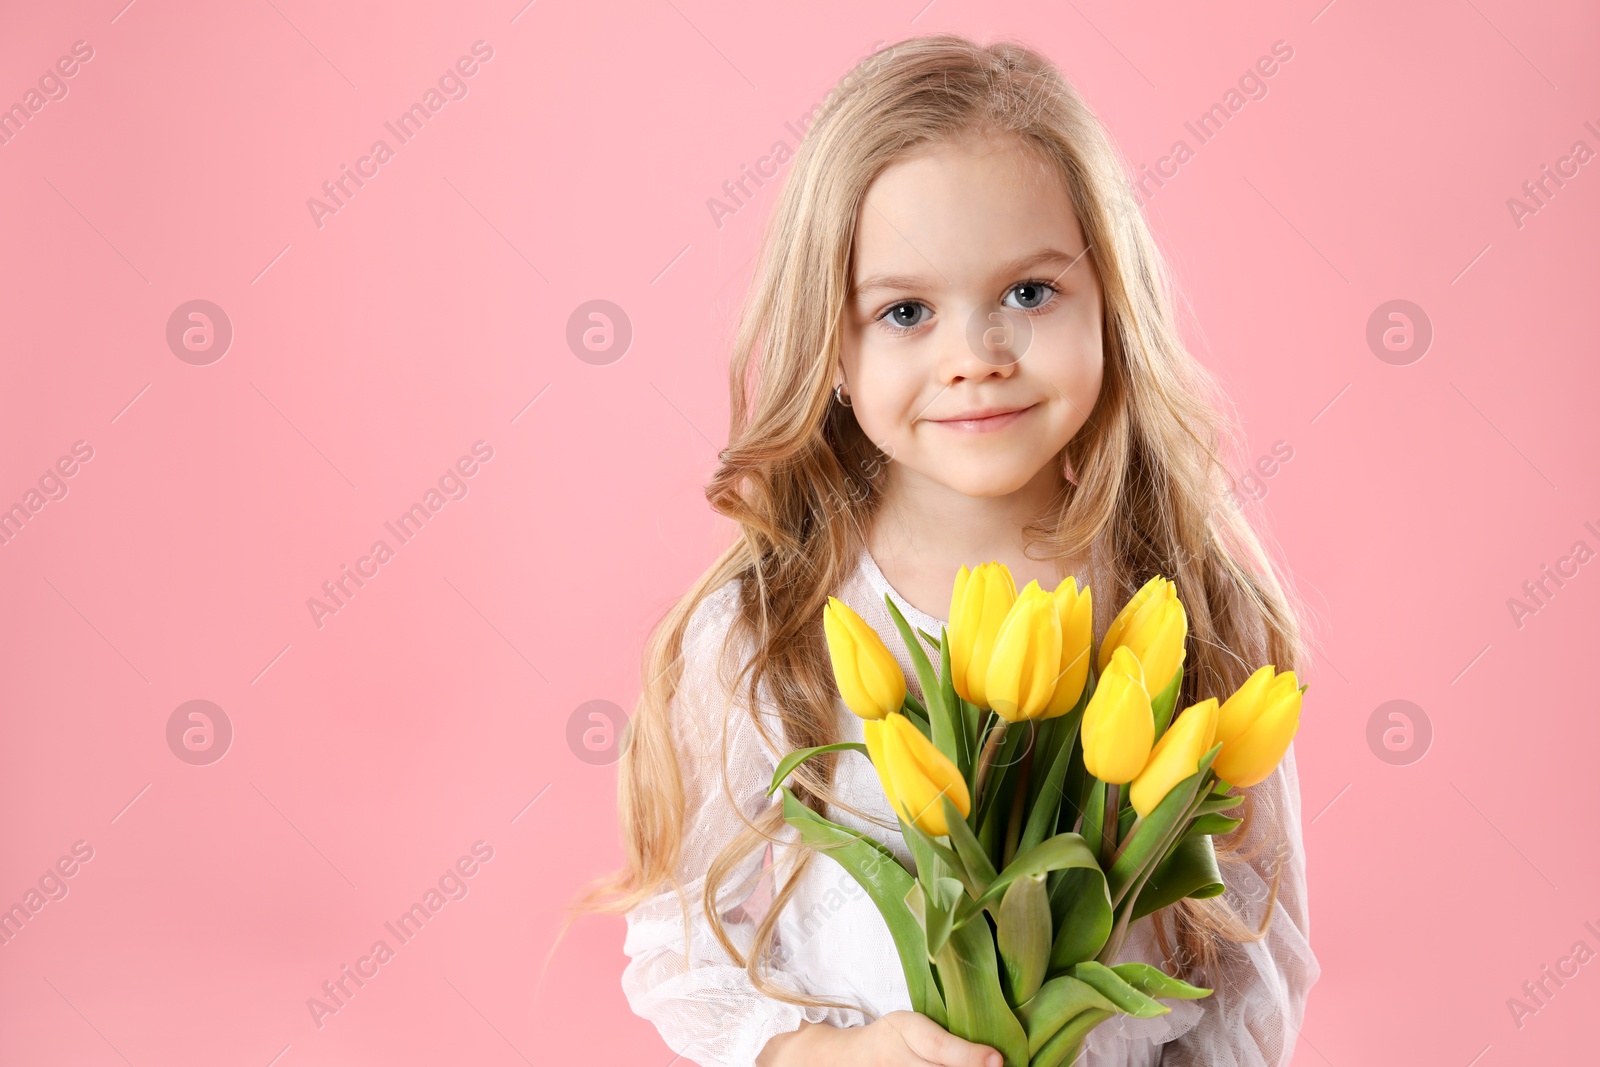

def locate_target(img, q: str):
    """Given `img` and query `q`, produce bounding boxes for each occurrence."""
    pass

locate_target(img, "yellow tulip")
[1099,575,1162,664]
[948,561,1017,708]
[1080,645,1154,785]
[1130,698,1220,817]
[862,712,972,836]
[984,580,1063,722]
[1098,575,1187,695]
[823,596,906,720]
[1213,665,1302,788]
[1041,577,1093,718]
[861,718,903,824]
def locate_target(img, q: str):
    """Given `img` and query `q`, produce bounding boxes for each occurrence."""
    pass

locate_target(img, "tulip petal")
[1215,665,1276,744]
[1081,646,1154,784]
[824,597,906,720]
[949,565,974,702]
[1099,575,1165,671]
[1136,600,1187,696]
[881,712,971,835]
[1214,689,1300,788]
[1098,578,1189,708]
[1130,698,1218,817]
[968,563,1018,708]
[1212,663,1305,788]
[845,606,906,715]
[862,718,907,823]
[1043,582,1093,718]
[986,583,1062,722]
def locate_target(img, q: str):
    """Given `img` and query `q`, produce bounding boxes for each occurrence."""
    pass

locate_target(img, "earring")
[833,382,852,407]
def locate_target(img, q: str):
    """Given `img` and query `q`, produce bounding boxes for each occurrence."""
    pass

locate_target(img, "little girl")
[587,33,1318,1067]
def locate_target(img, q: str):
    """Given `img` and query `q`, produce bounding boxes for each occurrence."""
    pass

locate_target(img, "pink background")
[1,0,1596,1064]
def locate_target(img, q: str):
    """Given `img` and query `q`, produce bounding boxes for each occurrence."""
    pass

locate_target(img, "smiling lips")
[926,403,1037,432]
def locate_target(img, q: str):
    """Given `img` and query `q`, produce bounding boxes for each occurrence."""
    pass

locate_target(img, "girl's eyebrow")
[850,247,1086,301]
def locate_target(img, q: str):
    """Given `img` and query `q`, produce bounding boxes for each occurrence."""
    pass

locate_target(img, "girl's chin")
[911,462,1052,500]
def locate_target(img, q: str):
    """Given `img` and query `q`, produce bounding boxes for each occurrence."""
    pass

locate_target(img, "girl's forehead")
[862,134,1072,223]
[883,127,1059,179]
[850,137,1086,289]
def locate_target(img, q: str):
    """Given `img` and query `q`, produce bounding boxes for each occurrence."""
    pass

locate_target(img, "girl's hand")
[853,1011,1005,1067]
[759,1012,1004,1067]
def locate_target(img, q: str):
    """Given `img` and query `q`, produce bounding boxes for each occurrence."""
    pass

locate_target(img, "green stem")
[1099,782,1120,867]
[971,716,1008,806]
[1108,816,1139,868]
[1097,781,1213,964]
[1109,773,1216,914]
[1001,719,1037,869]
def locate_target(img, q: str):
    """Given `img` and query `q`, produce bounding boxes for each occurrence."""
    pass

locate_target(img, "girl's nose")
[938,304,1027,384]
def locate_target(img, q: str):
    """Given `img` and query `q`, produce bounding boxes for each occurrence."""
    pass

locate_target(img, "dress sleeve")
[619,580,866,1067]
[1158,740,1322,1067]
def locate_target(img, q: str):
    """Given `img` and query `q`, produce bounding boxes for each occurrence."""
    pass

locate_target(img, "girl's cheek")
[1036,312,1103,377]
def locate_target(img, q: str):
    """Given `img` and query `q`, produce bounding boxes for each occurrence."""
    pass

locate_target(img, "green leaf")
[1066,961,1168,1017]
[1109,961,1212,1000]
[1030,1006,1115,1067]
[1130,832,1226,921]
[904,878,927,929]
[1117,801,1136,840]
[918,626,941,652]
[1194,790,1244,817]
[902,689,928,722]
[778,789,947,1026]
[917,876,967,959]
[1149,663,1184,738]
[1094,749,1223,968]
[932,916,1031,1067]
[766,742,868,796]
[976,721,1028,829]
[1017,704,1085,859]
[1079,778,1106,864]
[1105,742,1221,906]
[996,873,1052,1006]
[960,695,983,766]
[972,832,1101,913]
[1015,975,1117,1057]
[1024,714,1060,810]
[1026,665,1091,810]
[939,628,973,782]
[884,595,960,766]
[1059,734,1087,837]
[1046,866,1112,971]
[900,812,969,895]
[977,786,1004,865]
[943,795,998,895]
[1184,812,1243,838]
[975,731,1023,874]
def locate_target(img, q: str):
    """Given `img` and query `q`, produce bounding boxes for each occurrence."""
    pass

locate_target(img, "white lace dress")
[620,547,1320,1067]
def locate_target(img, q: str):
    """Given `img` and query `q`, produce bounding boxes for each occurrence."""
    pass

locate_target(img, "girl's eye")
[878,301,931,335]
[1004,280,1058,311]
[875,282,1057,335]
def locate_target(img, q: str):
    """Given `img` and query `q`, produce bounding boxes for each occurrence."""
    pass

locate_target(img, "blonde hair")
[562,32,1309,1015]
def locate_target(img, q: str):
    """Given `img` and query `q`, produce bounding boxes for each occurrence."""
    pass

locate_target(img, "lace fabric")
[620,550,1319,1066]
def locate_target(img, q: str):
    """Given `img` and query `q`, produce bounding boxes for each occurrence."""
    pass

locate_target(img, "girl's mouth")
[926,403,1037,433]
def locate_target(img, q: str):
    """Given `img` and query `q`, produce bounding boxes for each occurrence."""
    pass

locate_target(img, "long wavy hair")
[564,32,1308,1015]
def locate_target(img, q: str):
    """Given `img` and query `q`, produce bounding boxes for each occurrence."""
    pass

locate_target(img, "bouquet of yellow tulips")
[767,564,1305,1067]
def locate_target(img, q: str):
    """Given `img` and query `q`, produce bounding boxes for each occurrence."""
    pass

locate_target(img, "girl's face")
[839,130,1105,501]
